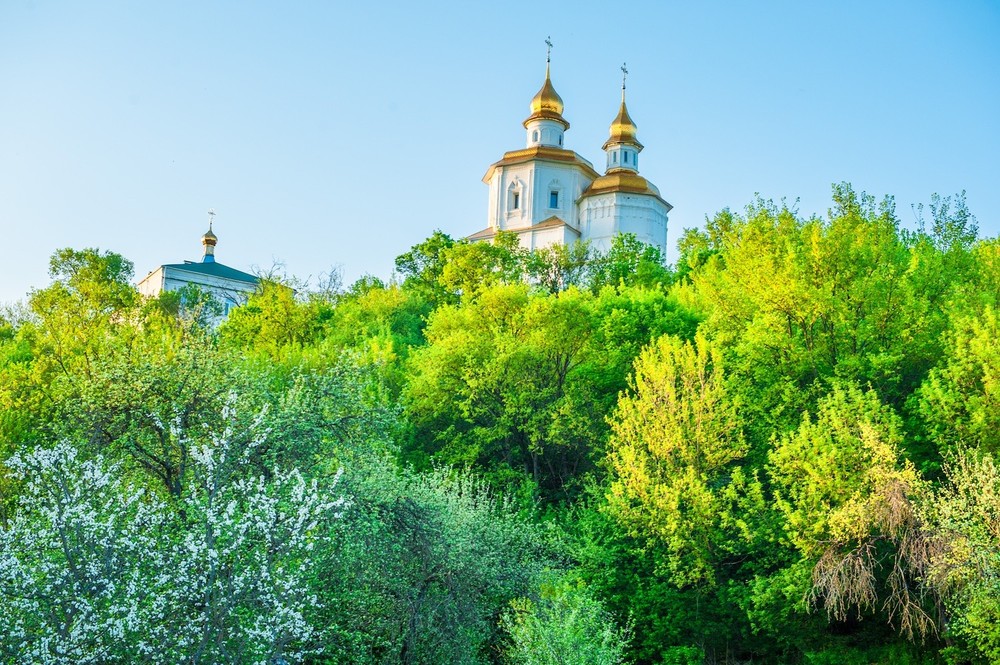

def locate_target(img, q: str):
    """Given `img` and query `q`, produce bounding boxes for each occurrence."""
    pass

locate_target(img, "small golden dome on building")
[604,64,643,151]
[608,99,638,144]
[603,91,643,151]
[202,211,218,263]
[523,61,569,129]
[530,66,564,117]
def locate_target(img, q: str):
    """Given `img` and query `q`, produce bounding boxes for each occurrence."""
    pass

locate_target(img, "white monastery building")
[137,216,259,319]
[469,49,671,255]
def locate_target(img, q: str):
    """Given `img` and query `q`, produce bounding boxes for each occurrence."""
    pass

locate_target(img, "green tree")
[920,451,1000,663]
[437,231,530,301]
[406,284,607,499]
[219,279,329,358]
[769,383,934,639]
[527,240,594,293]
[588,233,671,292]
[318,281,431,396]
[914,307,1000,459]
[605,333,746,587]
[394,230,456,305]
[313,459,555,665]
[501,581,631,665]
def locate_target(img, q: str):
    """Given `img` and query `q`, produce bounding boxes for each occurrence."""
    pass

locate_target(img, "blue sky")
[2,1,998,304]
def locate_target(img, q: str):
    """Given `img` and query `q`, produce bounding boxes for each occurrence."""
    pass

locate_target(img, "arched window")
[532,130,539,142]
[507,181,522,213]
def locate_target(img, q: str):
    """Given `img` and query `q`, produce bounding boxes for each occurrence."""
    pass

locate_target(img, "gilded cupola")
[523,38,569,131]
[202,210,218,263]
[605,96,641,149]
[603,64,643,152]
[602,64,643,173]
[528,66,565,118]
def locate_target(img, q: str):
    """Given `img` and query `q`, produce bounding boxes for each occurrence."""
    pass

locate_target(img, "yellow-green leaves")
[769,383,933,638]
[769,384,921,556]
[606,334,745,586]
[916,307,1000,458]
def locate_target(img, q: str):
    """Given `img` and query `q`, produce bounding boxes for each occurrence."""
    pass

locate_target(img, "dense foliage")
[1,184,997,663]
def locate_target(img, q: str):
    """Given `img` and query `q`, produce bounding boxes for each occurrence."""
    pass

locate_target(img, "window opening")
[513,192,520,209]
[550,191,559,208]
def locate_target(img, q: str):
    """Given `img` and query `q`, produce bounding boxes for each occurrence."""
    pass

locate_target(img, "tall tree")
[605,333,746,587]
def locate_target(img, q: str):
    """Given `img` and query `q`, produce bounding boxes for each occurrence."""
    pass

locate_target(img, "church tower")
[578,65,671,256]
[470,39,599,249]
[470,50,670,257]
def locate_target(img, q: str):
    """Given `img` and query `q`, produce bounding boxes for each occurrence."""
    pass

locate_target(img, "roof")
[579,170,673,211]
[465,216,580,243]
[532,215,580,234]
[161,261,260,285]
[467,226,497,241]
[483,146,599,183]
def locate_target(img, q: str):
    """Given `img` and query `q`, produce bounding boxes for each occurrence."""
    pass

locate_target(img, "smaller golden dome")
[604,93,643,150]
[202,227,217,246]
[531,65,564,116]
[610,101,636,141]
[586,171,659,197]
[523,63,569,129]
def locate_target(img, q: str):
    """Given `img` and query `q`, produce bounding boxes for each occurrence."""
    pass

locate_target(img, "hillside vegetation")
[1,184,998,664]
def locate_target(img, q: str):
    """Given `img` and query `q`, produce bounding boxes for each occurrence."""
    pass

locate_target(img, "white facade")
[483,152,598,241]
[470,63,672,257]
[137,225,259,322]
[137,263,258,315]
[579,190,670,253]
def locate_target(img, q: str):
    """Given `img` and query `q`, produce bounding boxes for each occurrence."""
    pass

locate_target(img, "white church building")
[137,216,259,319]
[469,50,671,255]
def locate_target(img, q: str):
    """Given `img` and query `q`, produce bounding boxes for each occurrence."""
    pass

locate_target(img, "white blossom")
[0,402,346,664]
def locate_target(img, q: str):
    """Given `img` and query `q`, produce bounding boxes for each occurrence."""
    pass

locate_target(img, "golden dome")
[202,227,217,246]
[523,63,569,129]
[586,171,660,197]
[580,171,672,211]
[603,94,643,150]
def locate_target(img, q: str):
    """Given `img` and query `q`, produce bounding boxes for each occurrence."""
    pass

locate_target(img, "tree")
[0,403,344,664]
[527,240,594,293]
[319,281,431,396]
[769,383,934,640]
[914,307,1000,460]
[405,284,602,499]
[605,333,746,587]
[501,581,631,665]
[21,248,141,392]
[588,233,671,291]
[437,232,530,301]
[312,459,556,665]
[394,230,456,305]
[920,451,1000,663]
[219,279,323,356]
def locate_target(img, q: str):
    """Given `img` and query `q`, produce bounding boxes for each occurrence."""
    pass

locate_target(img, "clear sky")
[2,1,998,305]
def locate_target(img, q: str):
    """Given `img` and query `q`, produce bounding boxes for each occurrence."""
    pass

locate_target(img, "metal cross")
[621,62,628,90]
[545,36,553,63]
[208,208,215,230]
